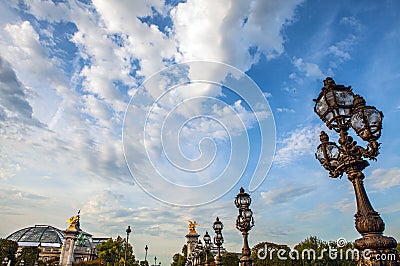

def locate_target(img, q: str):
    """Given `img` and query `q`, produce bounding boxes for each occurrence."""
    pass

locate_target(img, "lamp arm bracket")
[355,141,380,161]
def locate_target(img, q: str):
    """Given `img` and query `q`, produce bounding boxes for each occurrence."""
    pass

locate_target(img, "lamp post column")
[203,231,211,266]
[213,217,224,266]
[125,226,131,266]
[145,245,148,264]
[235,187,254,266]
[313,78,398,265]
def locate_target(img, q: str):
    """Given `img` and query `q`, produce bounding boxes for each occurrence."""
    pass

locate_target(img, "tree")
[171,253,186,266]
[96,236,139,266]
[294,236,357,266]
[250,237,358,266]
[251,241,293,266]
[16,246,40,266]
[139,260,149,266]
[221,252,239,266]
[294,236,327,265]
[0,239,18,265]
[181,244,187,258]
[171,245,187,266]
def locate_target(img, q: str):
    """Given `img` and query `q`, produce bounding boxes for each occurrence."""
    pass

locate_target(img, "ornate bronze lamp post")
[314,77,398,265]
[186,253,194,266]
[235,187,254,266]
[194,240,203,265]
[145,245,148,264]
[213,217,224,266]
[124,225,132,266]
[203,231,212,266]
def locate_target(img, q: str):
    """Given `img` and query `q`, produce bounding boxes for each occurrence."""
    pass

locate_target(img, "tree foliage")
[294,236,357,265]
[0,239,18,265]
[221,252,239,266]
[250,236,357,266]
[96,236,139,266]
[251,241,293,266]
[171,253,186,266]
[139,260,149,266]
[16,246,40,266]
[171,244,187,266]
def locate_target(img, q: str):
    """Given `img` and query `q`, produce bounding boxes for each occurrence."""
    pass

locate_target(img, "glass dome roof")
[6,225,64,247]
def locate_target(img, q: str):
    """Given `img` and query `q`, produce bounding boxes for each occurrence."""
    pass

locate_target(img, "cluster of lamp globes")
[313,77,384,178]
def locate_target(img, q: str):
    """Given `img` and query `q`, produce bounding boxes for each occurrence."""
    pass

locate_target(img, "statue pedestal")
[185,232,200,258]
[59,229,79,266]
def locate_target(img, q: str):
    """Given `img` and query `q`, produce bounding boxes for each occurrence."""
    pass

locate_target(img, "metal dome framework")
[6,225,64,247]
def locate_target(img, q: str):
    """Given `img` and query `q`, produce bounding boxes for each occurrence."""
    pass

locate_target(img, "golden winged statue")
[187,220,200,234]
[66,210,80,231]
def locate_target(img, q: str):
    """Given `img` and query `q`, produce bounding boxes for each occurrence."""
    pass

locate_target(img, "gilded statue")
[66,210,81,231]
[187,220,199,234]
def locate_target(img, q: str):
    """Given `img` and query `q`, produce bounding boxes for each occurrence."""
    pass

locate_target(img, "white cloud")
[368,168,400,191]
[172,0,303,70]
[260,183,316,206]
[340,16,362,32]
[327,34,356,63]
[292,57,325,79]
[274,124,325,166]
[263,92,272,98]
[276,107,295,113]
[328,45,350,61]
[0,56,42,131]
[0,0,302,258]
[332,198,355,214]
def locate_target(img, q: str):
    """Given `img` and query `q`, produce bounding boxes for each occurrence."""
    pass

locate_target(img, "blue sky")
[1,0,400,264]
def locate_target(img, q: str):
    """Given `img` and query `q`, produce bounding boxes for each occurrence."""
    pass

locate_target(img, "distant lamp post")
[203,231,212,266]
[235,187,254,266]
[154,256,157,266]
[124,225,132,266]
[314,77,398,265]
[145,245,148,263]
[186,253,194,266]
[213,217,224,266]
[194,240,203,265]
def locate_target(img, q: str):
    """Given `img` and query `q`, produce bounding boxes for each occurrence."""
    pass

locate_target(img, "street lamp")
[235,187,254,266]
[125,225,132,266]
[314,77,398,264]
[213,217,224,266]
[145,245,148,263]
[154,256,157,266]
[186,253,194,266]
[194,240,203,266]
[203,231,211,266]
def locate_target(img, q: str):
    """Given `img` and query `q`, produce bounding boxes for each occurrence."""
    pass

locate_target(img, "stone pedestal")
[59,229,79,266]
[185,232,199,258]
